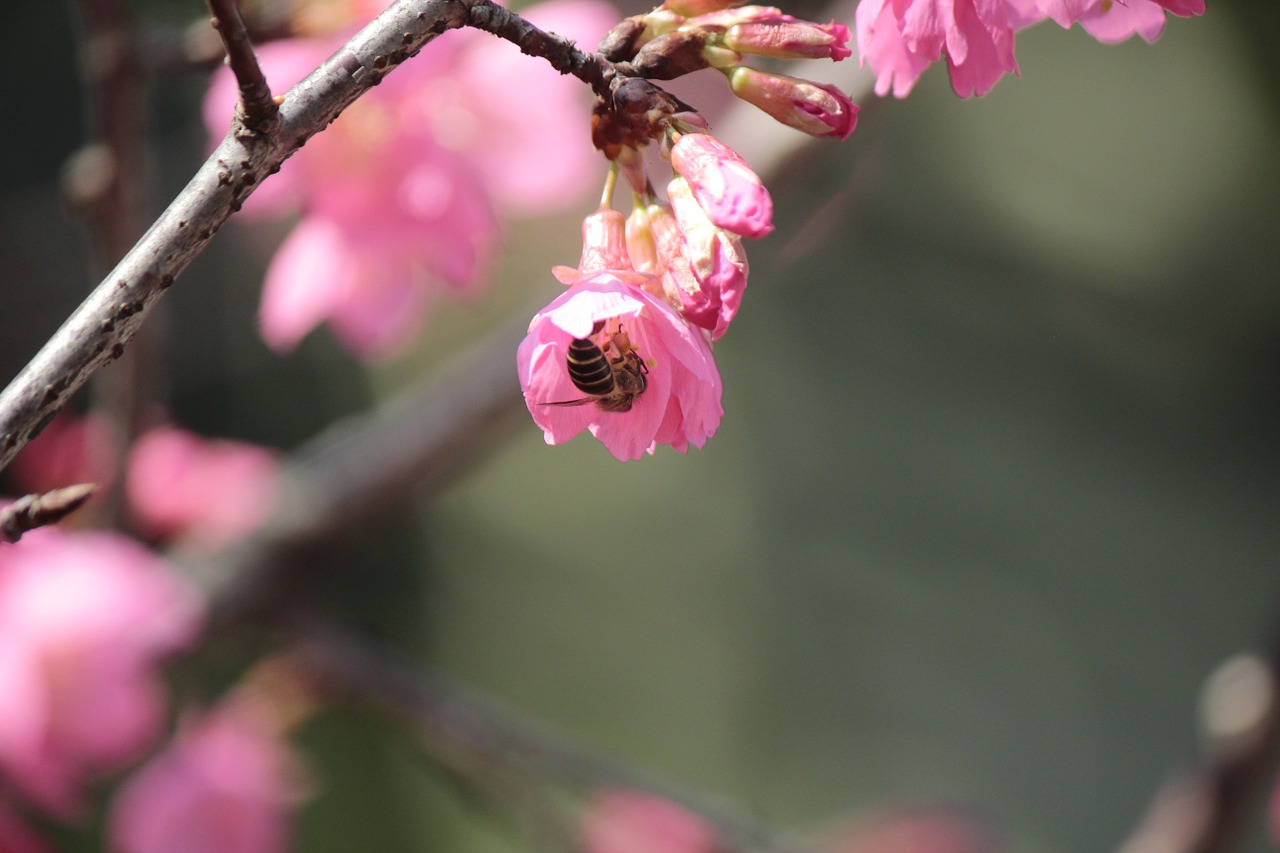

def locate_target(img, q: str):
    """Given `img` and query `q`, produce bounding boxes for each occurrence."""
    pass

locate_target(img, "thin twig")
[204,0,279,132]
[1,484,99,543]
[288,620,810,853]
[0,0,613,476]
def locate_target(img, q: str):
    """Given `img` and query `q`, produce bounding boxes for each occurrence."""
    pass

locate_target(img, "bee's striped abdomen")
[566,338,615,397]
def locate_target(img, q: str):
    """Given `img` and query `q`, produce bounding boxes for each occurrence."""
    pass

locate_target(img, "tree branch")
[288,620,809,853]
[0,0,599,475]
[204,0,279,132]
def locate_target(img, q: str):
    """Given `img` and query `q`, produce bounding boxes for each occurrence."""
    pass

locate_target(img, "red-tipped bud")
[727,66,859,139]
[721,18,852,60]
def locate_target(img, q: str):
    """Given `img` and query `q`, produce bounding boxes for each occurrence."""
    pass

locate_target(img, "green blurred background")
[1,1,1278,851]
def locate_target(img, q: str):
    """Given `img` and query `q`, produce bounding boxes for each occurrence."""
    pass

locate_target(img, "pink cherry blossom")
[581,790,722,853]
[0,529,202,817]
[1006,0,1204,41]
[669,133,774,238]
[855,0,1020,98]
[518,276,723,460]
[125,425,279,548]
[204,0,616,358]
[108,703,301,853]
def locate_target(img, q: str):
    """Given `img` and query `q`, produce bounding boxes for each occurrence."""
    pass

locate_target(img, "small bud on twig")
[0,483,98,544]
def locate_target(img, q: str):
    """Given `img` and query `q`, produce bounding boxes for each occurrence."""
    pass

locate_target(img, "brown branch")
[1,484,99,543]
[204,0,279,133]
[288,620,809,853]
[0,0,620,476]
[465,0,613,96]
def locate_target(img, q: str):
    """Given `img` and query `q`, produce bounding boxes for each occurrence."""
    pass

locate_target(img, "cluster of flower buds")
[596,1,859,147]
[520,0,857,460]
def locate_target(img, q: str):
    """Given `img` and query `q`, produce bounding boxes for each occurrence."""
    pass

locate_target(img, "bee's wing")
[540,397,595,407]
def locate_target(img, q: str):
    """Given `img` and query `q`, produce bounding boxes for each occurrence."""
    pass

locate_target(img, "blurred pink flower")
[821,807,1003,853]
[855,0,1020,98]
[125,425,279,548]
[519,275,723,460]
[5,412,113,497]
[581,790,721,853]
[669,133,774,238]
[0,529,202,817]
[204,0,617,358]
[108,702,301,853]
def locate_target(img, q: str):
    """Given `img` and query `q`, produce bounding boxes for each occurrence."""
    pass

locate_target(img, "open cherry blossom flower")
[0,529,202,817]
[855,0,1020,98]
[108,701,303,853]
[519,275,722,460]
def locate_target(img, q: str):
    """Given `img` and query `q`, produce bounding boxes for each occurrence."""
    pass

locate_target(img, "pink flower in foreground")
[204,0,616,358]
[855,0,1020,98]
[108,703,301,853]
[669,133,773,238]
[519,276,723,460]
[581,790,722,853]
[125,426,279,548]
[0,530,202,816]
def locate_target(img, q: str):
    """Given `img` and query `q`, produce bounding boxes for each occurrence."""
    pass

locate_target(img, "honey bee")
[545,323,648,413]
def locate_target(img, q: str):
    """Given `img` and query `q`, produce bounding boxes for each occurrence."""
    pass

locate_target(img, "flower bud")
[721,18,852,60]
[668,177,748,339]
[727,66,858,139]
[632,31,714,79]
[598,15,649,62]
[669,133,773,239]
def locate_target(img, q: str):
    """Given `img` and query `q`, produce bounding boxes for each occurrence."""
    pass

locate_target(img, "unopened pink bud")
[554,209,652,288]
[578,209,633,275]
[624,206,660,275]
[669,133,773,239]
[668,177,748,339]
[727,66,858,139]
[721,18,852,60]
